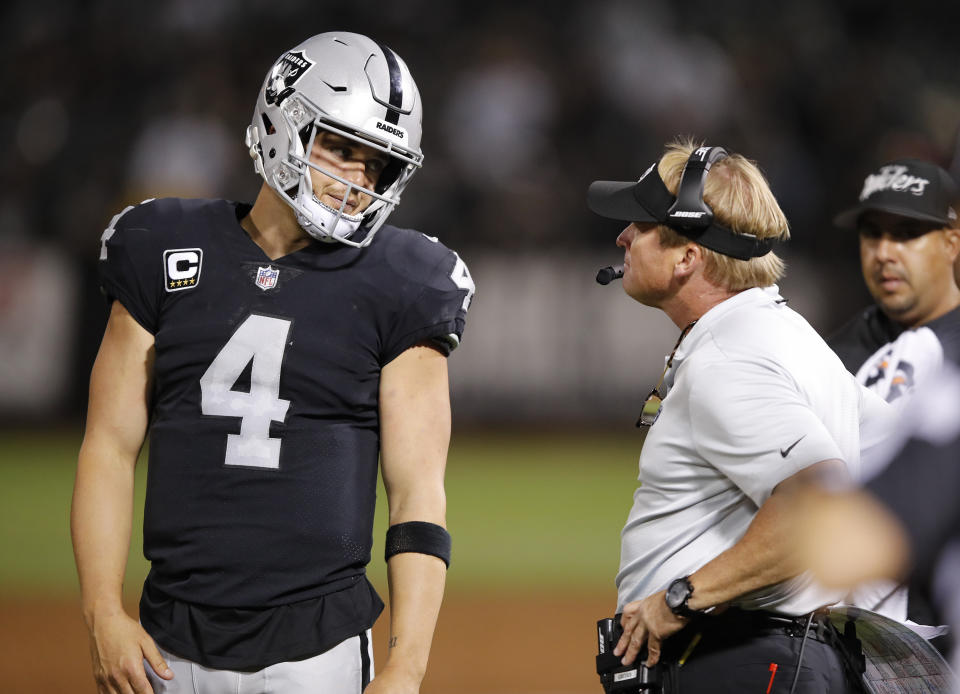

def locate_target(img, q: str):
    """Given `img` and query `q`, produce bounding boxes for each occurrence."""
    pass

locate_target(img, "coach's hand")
[87,610,173,693]
[614,590,688,667]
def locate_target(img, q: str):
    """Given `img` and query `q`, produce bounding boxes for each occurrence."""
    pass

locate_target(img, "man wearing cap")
[587,139,889,693]
[830,159,960,403]
[828,159,960,652]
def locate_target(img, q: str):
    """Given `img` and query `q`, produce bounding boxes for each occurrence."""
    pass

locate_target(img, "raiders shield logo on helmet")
[265,51,316,106]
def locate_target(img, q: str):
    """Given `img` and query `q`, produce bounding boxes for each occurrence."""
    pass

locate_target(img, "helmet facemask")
[248,91,422,248]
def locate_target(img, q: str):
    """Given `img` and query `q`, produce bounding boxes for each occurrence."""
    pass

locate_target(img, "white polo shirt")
[616,286,892,615]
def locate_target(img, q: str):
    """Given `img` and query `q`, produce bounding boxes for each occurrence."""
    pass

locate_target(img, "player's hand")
[86,610,173,693]
[614,590,688,667]
[363,664,421,694]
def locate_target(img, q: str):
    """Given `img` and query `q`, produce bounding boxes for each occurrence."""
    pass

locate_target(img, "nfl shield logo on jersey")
[255,266,279,291]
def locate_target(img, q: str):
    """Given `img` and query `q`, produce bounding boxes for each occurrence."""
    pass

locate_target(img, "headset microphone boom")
[596,265,624,285]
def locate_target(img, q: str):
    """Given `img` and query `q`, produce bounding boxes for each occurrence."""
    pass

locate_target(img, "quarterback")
[71,32,474,694]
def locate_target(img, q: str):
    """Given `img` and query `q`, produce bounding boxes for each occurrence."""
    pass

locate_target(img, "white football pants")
[146,630,374,694]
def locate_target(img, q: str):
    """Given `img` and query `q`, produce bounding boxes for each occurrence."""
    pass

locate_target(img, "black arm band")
[384,521,451,568]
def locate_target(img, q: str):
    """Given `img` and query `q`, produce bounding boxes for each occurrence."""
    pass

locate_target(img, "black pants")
[655,612,862,694]
[659,630,856,693]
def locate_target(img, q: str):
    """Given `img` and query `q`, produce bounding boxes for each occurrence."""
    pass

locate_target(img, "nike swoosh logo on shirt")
[780,436,806,458]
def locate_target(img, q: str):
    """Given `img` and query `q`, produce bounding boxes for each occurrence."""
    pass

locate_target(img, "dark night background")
[1,0,958,424]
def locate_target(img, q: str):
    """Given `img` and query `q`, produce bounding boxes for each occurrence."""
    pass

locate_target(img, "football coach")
[587,139,891,693]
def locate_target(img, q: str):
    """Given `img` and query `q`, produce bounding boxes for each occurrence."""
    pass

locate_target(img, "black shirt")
[829,305,960,402]
[98,197,473,668]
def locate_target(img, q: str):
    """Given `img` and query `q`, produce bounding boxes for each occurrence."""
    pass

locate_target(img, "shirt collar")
[671,285,783,366]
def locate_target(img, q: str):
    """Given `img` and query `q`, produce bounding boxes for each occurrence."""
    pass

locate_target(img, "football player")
[71,32,474,694]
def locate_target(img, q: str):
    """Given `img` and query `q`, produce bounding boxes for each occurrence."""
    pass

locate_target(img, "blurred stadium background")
[1,0,958,692]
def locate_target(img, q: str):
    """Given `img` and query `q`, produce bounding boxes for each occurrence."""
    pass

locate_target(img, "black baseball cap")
[834,159,959,230]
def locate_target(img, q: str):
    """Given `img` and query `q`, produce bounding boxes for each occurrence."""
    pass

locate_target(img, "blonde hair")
[656,138,790,291]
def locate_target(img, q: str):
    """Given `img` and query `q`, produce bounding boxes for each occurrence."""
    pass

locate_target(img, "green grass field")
[0,429,643,598]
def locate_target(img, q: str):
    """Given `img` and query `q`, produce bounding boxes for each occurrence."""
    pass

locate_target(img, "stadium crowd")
[2,0,959,422]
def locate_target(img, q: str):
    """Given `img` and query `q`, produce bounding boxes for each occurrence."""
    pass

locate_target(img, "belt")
[695,608,867,684]
[703,607,833,644]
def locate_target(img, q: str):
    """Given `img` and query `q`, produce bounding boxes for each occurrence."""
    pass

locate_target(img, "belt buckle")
[785,617,807,638]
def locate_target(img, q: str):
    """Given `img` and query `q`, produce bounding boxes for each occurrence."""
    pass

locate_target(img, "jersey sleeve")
[381,235,475,364]
[687,358,845,507]
[97,200,164,334]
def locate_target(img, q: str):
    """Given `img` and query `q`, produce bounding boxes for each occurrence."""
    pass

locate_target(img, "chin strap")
[295,194,363,242]
[293,167,364,243]
[248,122,394,248]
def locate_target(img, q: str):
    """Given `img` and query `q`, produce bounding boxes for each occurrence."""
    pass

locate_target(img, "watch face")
[666,579,689,608]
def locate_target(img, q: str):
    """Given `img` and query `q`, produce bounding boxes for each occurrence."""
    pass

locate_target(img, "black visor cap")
[587,163,674,223]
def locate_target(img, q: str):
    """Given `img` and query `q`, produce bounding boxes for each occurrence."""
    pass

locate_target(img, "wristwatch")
[665,576,702,619]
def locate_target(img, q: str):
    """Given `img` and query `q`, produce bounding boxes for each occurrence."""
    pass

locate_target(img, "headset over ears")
[587,144,775,260]
[666,145,773,260]
[667,146,728,231]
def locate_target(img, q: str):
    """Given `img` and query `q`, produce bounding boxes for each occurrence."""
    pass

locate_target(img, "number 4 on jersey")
[200,314,291,469]
[420,234,475,313]
[450,253,475,311]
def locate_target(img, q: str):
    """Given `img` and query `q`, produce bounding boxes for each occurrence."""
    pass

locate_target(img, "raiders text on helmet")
[245,32,424,247]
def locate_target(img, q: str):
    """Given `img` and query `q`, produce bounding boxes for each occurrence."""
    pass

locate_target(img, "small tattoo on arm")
[388,636,398,649]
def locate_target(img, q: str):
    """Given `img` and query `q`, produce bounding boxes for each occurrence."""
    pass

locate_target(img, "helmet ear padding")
[248,32,424,248]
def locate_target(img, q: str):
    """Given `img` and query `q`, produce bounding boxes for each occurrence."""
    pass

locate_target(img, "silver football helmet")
[245,32,423,247]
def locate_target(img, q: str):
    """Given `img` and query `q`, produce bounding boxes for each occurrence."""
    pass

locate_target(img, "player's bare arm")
[616,459,848,667]
[71,300,172,693]
[369,344,451,694]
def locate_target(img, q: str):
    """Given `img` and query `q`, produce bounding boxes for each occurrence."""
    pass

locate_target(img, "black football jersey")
[97,197,473,668]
